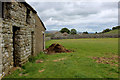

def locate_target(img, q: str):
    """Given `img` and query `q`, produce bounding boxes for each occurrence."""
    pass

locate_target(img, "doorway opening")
[43,32,45,50]
[31,31,34,56]
[13,26,20,67]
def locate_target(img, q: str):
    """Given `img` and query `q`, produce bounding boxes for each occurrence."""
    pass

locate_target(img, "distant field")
[5,38,118,78]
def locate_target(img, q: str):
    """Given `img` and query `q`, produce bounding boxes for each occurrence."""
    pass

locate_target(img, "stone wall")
[0,1,2,77]
[0,18,2,77]
[2,2,36,74]
[35,14,45,55]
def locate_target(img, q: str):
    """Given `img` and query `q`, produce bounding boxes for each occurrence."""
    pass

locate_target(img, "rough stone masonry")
[0,1,46,77]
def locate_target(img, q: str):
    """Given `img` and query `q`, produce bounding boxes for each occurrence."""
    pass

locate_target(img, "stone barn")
[0,1,46,77]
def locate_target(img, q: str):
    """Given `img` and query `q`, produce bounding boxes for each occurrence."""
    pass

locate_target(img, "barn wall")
[0,18,2,77]
[0,2,3,77]
[35,15,45,55]
[2,2,36,74]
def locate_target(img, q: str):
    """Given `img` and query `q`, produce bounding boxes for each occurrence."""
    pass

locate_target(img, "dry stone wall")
[2,2,36,74]
[0,2,2,77]
[0,18,2,77]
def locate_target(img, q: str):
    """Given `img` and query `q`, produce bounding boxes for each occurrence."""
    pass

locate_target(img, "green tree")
[60,28,70,34]
[115,26,120,29]
[83,31,88,34]
[102,29,111,33]
[112,26,120,30]
[112,27,117,30]
[71,29,77,35]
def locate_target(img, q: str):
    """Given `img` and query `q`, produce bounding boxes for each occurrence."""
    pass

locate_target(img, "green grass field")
[5,38,118,78]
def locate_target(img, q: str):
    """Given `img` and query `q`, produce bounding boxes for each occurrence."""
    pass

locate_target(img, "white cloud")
[26,0,119,2]
[26,1,118,32]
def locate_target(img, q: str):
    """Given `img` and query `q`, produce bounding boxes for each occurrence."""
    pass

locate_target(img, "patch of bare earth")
[35,57,66,63]
[53,58,66,62]
[92,55,119,66]
[36,59,44,63]
[19,73,28,77]
[38,69,45,73]
[44,43,72,54]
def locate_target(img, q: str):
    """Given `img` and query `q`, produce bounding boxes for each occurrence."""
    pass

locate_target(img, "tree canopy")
[102,29,111,33]
[60,28,70,34]
[112,26,120,30]
[71,29,77,35]
[83,31,88,34]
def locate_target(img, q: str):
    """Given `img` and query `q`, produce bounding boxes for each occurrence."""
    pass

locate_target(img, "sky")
[26,0,119,32]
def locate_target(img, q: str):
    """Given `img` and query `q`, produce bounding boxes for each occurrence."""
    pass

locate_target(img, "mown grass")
[5,38,118,78]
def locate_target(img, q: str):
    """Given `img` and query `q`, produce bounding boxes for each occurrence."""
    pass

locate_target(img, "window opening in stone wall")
[26,8,30,24]
[5,2,11,19]
[2,2,4,18]
[0,1,2,18]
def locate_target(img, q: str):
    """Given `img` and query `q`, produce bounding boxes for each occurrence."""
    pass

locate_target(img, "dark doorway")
[31,32,34,55]
[43,32,45,50]
[13,26,20,67]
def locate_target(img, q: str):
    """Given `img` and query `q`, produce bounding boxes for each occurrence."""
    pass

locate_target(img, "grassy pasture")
[5,38,118,78]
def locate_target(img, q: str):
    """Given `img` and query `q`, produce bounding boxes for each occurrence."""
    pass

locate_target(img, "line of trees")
[83,31,88,34]
[112,26,120,30]
[60,28,89,34]
[82,26,120,34]
[59,26,120,35]
[60,28,77,35]
[101,26,120,33]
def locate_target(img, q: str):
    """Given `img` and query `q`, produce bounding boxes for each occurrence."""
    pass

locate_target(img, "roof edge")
[36,14,46,30]
[21,2,37,13]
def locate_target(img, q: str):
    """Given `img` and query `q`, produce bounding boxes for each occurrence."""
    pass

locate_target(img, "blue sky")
[26,0,119,32]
